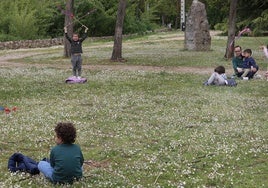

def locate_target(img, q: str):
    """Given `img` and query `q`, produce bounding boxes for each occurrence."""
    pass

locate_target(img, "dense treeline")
[0,0,267,41]
[204,0,268,35]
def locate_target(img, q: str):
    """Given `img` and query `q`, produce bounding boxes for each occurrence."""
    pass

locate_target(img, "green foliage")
[70,0,117,36]
[0,0,267,40]
[202,0,229,29]
[252,9,268,35]
[201,0,268,35]
[214,21,227,33]
[0,1,14,35]
[124,4,154,34]
[155,0,178,23]
[9,2,38,40]
[0,0,61,41]
[0,34,21,42]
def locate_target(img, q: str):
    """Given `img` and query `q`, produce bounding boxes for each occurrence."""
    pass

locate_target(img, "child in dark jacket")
[38,122,84,184]
[241,49,258,79]
[64,27,88,79]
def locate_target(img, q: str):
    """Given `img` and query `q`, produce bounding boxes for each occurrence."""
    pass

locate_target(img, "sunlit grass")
[0,31,267,187]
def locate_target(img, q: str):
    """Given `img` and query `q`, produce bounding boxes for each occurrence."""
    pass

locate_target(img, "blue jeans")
[38,161,54,182]
[38,161,83,183]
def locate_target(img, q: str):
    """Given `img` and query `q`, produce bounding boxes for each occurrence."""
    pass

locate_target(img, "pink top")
[263,46,268,58]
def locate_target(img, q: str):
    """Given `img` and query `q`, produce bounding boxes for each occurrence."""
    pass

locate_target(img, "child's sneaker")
[253,74,261,79]
[203,81,209,86]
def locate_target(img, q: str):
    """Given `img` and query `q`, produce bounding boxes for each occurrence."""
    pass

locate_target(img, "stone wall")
[0,38,64,50]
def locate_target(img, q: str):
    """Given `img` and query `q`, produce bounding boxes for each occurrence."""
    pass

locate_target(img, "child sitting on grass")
[38,122,84,184]
[204,65,227,86]
[241,49,258,79]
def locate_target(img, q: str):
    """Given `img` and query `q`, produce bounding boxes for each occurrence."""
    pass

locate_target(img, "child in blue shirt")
[241,49,258,79]
[38,122,84,184]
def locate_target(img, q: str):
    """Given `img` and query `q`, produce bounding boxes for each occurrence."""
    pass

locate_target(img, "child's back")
[38,122,84,184]
[51,143,83,183]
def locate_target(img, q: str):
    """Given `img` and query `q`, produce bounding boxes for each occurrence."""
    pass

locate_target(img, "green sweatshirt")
[50,144,84,184]
[232,55,243,73]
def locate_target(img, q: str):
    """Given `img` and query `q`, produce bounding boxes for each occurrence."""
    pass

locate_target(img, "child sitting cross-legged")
[241,49,258,79]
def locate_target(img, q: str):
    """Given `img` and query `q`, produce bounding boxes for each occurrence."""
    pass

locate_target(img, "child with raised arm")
[38,122,84,184]
[64,26,88,79]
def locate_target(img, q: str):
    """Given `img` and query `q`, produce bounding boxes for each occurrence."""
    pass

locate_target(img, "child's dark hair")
[243,49,252,55]
[214,66,225,74]
[55,122,76,144]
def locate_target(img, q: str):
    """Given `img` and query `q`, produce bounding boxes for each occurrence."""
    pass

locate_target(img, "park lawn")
[13,31,268,71]
[0,31,267,187]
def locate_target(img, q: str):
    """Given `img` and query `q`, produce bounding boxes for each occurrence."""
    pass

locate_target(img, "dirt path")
[0,50,265,76]
[0,31,265,76]
[0,51,216,75]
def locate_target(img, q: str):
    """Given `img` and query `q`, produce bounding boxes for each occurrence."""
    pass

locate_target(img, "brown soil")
[1,52,265,76]
[0,31,265,76]
[0,52,218,75]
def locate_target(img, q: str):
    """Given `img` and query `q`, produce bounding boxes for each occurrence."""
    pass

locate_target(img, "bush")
[0,34,21,42]
[9,8,38,40]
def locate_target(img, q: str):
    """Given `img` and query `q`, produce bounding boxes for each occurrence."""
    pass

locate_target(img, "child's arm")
[80,26,88,42]
[263,45,268,58]
[50,150,55,167]
[263,46,268,58]
[64,27,72,42]
[250,58,257,72]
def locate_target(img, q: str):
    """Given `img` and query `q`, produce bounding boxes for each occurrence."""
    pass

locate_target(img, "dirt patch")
[0,46,213,75]
[0,51,265,76]
[0,30,265,76]
[0,52,218,75]
[86,64,213,75]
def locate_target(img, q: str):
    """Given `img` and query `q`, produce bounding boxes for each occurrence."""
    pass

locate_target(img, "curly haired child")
[38,122,84,184]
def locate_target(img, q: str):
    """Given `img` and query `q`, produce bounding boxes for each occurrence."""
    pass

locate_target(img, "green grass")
[0,31,267,187]
[14,31,268,71]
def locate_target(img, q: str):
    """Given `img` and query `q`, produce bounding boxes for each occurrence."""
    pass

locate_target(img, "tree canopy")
[0,0,267,41]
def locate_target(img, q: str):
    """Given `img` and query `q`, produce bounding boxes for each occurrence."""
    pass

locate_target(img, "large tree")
[64,0,74,57]
[111,0,127,62]
[224,0,238,59]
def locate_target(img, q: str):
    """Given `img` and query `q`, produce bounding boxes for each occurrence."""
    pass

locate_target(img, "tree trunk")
[174,0,179,29]
[224,0,238,59]
[111,0,127,62]
[64,0,74,57]
[161,15,165,26]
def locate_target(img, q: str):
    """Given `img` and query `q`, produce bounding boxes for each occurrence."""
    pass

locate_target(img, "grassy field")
[0,31,267,187]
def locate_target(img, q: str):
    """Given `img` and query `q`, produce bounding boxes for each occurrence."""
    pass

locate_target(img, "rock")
[184,0,211,51]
